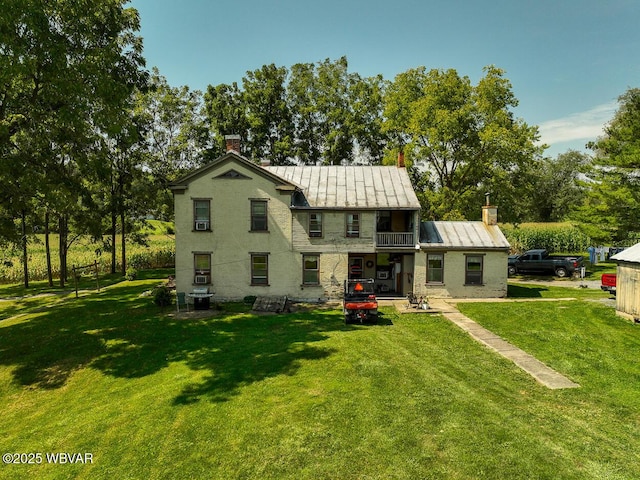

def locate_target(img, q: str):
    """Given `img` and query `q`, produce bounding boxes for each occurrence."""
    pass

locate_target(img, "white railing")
[376,232,414,247]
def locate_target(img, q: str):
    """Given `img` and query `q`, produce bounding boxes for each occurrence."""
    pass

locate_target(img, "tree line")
[1,1,638,287]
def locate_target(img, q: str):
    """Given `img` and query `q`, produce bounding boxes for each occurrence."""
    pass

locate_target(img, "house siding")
[413,250,508,298]
[615,263,640,321]
[292,210,376,253]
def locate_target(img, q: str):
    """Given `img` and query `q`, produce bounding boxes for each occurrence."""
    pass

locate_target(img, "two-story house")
[170,138,509,301]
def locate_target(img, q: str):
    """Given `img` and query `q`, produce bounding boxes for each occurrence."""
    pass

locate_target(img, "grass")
[1,275,639,479]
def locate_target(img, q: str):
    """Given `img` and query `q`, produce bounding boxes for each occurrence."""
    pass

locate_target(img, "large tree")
[577,88,640,244]
[383,65,542,221]
[242,64,294,165]
[528,150,591,222]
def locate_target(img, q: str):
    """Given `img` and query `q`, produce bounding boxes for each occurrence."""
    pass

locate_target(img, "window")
[427,253,444,283]
[346,213,360,238]
[465,255,484,285]
[251,200,268,231]
[309,213,323,238]
[303,255,320,285]
[251,254,269,285]
[193,199,210,231]
[194,253,211,284]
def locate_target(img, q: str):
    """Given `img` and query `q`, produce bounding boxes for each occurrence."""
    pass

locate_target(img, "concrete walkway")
[395,298,580,390]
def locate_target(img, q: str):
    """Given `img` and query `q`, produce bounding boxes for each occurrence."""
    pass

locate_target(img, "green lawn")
[1,275,639,479]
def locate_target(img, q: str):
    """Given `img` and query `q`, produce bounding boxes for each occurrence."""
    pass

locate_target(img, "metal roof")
[420,221,511,250]
[263,165,421,210]
[611,243,640,263]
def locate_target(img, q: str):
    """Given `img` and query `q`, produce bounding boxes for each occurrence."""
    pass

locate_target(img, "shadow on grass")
[507,284,546,298]
[0,278,343,404]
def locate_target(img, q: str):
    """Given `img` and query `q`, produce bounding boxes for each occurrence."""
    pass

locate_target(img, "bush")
[124,267,137,281]
[153,286,173,308]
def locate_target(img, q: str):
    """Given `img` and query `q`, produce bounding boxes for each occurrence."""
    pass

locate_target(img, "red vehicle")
[343,279,378,324]
[601,274,617,296]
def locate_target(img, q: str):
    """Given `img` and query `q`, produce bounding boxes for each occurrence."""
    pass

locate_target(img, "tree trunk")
[110,212,117,274]
[58,214,68,288]
[45,210,53,287]
[21,209,29,289]
[120,210,126,276]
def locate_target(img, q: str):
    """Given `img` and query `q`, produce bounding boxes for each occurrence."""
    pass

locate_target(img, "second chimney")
[397,151,405,168]
[482,193,498,226]
[225,134,241,154]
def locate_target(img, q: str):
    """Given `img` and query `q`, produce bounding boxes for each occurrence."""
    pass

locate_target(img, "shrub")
[125,267,137,281]
[153,286,173,308]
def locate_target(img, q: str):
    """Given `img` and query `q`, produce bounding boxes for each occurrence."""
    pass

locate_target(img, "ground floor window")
[465,255,483,285]
[303,254,320,285]
[194,253,211,284]
[251,253,269,285]
[427,253,444,283]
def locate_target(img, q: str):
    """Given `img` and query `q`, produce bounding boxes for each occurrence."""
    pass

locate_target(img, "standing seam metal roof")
[420,221,511,250]
[263,165,421,209]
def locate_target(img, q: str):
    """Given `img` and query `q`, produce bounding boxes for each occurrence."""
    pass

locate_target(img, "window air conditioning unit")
[195,275,209,284]
[195,221,209,231]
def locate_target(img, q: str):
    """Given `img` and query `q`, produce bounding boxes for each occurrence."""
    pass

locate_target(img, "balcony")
[376,232,415,248]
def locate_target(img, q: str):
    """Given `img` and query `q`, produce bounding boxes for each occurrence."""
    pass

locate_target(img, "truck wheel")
[555,267,568,278]
[508,266,516,276]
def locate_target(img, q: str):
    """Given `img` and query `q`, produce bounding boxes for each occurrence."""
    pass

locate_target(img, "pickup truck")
[508,249,584,278]
[601,273,616,295]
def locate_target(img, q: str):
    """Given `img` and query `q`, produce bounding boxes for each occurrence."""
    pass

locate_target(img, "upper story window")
[427,253,444,283]
[250,200,268,232]
[309,213,323,238]
[346,213,360,238]
[465,255,484,285]
[193,199,210,231]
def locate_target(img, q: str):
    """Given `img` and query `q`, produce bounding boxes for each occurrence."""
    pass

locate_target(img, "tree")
[383,65,542,221]
[203,82,249,156]
[528,151,591,222]
[288,57,385,165]
[135,69,209,219]
[242,64,293,165]
[577,88,640,243]
[0,0,147,285]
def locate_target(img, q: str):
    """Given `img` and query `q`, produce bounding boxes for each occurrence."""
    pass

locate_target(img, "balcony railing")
[376,232,415,247]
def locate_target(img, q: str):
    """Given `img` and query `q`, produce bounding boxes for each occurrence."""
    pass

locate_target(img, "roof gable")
[169,152,297,191]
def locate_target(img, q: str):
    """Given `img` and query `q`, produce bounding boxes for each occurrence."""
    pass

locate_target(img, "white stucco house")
[170,137,510,301]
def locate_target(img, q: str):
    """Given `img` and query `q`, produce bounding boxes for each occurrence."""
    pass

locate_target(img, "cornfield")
[501,223,591,254]
[0,234,175,285]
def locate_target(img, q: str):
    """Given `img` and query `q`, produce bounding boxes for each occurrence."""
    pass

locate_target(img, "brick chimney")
[482,193,498,226]
[397,151,405,168]
[225,134,241,154]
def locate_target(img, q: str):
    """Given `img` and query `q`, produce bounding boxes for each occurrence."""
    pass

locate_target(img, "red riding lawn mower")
[343,278,378,324]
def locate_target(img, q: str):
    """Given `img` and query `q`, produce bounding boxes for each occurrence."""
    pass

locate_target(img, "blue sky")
[129,0,639,157]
